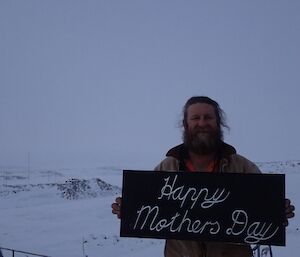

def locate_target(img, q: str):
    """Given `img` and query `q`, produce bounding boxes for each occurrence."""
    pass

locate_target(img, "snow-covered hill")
[0,162,299,257]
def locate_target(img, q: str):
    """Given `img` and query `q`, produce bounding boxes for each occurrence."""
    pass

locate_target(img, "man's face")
[184,103,220,155]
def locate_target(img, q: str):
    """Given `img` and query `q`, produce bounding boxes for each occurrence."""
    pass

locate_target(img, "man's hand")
[284,198,295,226]
[111,196,122,219]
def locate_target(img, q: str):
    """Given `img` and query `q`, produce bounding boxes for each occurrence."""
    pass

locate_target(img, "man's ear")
[183,120,188,129]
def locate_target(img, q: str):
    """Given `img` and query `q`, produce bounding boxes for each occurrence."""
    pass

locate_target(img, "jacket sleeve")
[154,157,179,172]
[231,154,261,174]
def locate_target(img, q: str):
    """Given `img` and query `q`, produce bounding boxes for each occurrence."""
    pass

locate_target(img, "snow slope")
[0,162,299,257]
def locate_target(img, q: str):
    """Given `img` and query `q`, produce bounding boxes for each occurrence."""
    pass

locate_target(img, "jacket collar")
[166,141,237,162]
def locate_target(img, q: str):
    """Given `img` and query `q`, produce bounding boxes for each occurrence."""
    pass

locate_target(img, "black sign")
[120,170,285,246]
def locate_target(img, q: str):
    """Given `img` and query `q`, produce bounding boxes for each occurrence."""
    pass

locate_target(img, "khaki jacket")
[154,143,261,257]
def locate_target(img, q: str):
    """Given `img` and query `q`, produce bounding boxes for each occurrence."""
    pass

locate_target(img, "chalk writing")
[134,205,220,234]
[226,210,280,244]
[158,175,230,209]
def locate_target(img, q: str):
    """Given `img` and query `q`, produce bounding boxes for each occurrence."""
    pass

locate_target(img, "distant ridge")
[255,160,300,174]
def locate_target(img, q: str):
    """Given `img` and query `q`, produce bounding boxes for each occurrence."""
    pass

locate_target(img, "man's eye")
[190,115,214,121]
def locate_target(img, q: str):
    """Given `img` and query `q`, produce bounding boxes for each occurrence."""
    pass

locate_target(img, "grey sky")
[1,1,300,168]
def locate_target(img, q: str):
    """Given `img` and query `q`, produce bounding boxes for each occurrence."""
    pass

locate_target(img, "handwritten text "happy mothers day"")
[133,175,279,244]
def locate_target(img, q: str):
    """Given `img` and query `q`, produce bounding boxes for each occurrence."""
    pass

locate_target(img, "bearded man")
[112,96,295,257]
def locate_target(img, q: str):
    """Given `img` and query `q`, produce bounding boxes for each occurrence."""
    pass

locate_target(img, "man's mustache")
[193,127,214,134]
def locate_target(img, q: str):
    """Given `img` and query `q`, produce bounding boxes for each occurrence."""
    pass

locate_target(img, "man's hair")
[182,96,229,140]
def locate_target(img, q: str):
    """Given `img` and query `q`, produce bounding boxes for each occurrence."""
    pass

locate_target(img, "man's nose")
[196,117,208,126]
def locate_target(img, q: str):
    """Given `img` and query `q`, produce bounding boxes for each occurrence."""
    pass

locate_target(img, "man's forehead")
[187,103,216,115]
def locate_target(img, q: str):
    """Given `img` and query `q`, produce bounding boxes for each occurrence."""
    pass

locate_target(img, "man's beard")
[183,127,221,155]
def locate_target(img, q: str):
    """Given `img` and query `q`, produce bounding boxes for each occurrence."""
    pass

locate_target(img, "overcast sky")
[1,1,300,169]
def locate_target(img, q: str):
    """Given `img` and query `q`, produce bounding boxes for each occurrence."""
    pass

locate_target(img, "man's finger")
[116,197,122,205]
[285,204,295,214]
[111,203,120,211]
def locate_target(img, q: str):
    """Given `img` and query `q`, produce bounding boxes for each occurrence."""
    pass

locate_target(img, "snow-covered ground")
[0,161,299,257]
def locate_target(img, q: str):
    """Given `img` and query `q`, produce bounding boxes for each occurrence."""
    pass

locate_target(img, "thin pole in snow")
[27,152,31,182]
